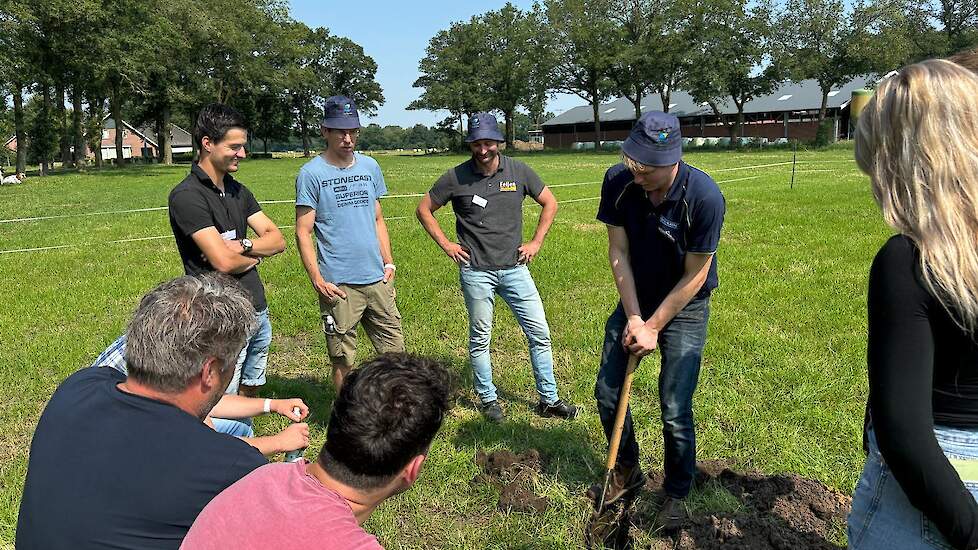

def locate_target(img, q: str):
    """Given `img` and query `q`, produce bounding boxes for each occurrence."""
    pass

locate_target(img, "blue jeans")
[594,296,710,498]
[848,425,978,550]
[211,418,254,438]
[459,265,559,405]
[226,308,271,394]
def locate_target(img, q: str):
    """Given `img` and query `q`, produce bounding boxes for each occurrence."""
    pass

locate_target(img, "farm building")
[4,118,193,161]
[541,76,875,149]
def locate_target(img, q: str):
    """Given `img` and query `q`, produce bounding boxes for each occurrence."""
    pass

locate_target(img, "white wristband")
[384,263,396,271]
[263,398,271,414]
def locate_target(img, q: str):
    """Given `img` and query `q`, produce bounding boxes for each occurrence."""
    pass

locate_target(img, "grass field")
[0,146,887,548]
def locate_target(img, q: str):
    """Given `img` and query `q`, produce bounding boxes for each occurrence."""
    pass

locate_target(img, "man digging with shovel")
[591,111,725,531]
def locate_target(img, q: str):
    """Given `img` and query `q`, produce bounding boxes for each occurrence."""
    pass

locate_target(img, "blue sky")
[288,0,581,128]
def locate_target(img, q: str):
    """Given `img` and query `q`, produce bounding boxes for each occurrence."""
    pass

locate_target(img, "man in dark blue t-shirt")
[592,111,725,527]
[17,274,269,549]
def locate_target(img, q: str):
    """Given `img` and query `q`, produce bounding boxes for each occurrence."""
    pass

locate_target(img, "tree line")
[410,0,976,149]
[1,0,975,175]
[0,0,387,175]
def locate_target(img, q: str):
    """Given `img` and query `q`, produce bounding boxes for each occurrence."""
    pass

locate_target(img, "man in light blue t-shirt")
[295,96,405,390]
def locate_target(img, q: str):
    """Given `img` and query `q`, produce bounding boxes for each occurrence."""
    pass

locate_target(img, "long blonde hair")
[856,59,978,331]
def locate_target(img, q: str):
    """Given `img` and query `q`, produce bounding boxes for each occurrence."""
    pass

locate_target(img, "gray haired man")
[18,274,274,549]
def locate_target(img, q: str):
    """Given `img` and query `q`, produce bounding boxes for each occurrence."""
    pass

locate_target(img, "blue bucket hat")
[622,111,682,167]
[322,96,360,130]
[465,112,505,143]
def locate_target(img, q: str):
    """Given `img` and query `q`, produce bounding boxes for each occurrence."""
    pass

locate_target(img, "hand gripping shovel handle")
[597,354,640,513]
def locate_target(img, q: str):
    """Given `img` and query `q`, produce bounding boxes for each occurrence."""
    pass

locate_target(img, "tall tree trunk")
[89,97,104,169]
[13,82,26,174]
[819,88,829,121]
[161,103,173,165]
[263,137,268,155]
[457,112,464,151]
[300,116,310,157]
[632,82,643,118]
[72,85,87,170]
[187,107,198,160]
[660,87,672,114]
[504,107,514,149]
[57,83,71,168]
[40,86,52,176]
[591,98,602,150]
[109,80,126,166]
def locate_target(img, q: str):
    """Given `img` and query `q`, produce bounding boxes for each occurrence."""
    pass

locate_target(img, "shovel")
[586,354,640,548]
[596,353,640,514]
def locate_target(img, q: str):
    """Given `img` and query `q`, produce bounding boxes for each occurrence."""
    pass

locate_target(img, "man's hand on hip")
[623,316,658,357]
[313,277,347,300]
[518,240,543,264]
[441,242,471,265]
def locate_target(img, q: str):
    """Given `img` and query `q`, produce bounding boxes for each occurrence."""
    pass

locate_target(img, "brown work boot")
[652,496,689,531]
[587,463,647,507]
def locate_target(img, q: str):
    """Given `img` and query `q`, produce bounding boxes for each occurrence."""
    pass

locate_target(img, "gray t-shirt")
[429,155,545,269]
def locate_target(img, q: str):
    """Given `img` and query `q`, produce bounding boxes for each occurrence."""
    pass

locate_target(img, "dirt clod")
[625,462,851,550]
[475,449,549,514]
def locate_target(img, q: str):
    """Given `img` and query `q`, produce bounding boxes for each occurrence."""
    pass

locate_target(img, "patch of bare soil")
[474,449,549,513]
[626,460,851,550]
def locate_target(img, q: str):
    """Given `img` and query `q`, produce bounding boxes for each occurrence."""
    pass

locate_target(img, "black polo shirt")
[168,163,267,311]
[429,155,545,269]
[597,161,725,318]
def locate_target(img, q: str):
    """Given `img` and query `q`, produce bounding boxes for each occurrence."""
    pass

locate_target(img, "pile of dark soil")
[474,449,549,513]
[628,460,851,550]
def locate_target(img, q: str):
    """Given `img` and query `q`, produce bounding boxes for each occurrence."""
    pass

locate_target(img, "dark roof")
[137,123,193,147]
[543,76,876,126]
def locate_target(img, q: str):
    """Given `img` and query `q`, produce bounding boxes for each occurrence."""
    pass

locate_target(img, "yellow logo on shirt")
[499,181,517,192]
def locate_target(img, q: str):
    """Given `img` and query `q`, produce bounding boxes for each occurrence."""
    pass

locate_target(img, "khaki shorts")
[319,280,404,369]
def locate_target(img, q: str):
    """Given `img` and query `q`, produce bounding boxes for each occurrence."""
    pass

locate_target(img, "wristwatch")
[241,238,253,254]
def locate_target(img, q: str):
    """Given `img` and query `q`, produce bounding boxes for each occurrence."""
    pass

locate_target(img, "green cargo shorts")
[318,280,405,369]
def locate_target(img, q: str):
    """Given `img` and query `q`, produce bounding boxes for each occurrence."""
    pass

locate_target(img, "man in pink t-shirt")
[182,353,453,549]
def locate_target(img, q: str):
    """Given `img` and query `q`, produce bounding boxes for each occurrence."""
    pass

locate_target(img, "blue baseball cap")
[622,111,682,166]
[465,112,505,143]
[322,96,360,130]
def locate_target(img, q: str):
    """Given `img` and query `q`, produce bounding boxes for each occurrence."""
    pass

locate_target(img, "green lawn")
[0,146,885,548]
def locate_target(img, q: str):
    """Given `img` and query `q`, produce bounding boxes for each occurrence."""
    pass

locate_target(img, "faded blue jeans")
[594,296,710,498]
[848,425,978,550]
[226,307,271,394]
[459,265,559,405]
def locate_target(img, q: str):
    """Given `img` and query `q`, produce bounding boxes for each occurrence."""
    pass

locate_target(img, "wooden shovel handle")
[605,354,640,471]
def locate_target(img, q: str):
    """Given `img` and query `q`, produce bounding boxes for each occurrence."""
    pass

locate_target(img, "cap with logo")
[321,96,360,130]
[465,112,505,143]
[622,111,682,167]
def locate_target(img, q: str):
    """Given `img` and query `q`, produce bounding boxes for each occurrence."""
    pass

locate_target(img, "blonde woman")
[848,59,978,550]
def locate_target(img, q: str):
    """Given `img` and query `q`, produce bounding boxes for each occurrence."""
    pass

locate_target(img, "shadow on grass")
[263,373,336,429]
[453,417,604,487]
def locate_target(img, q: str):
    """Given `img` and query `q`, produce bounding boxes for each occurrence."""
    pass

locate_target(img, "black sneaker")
[479,400,504,423]
[536,399,579,419]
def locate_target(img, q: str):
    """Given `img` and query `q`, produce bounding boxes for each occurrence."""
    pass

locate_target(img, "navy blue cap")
[465,112,505,143]
[622,111,682,166]
[322,96,360,129]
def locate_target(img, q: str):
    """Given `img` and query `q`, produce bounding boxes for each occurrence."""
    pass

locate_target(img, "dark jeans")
[594,296,710,498]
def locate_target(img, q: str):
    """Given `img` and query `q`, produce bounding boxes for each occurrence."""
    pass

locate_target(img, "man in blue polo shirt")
[295,96,404,390]
[592,111,725,527]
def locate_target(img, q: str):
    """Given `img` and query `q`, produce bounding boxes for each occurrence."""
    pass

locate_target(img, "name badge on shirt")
[499,181,517,192]
[220,229,237,240]
[472,195,488,208]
